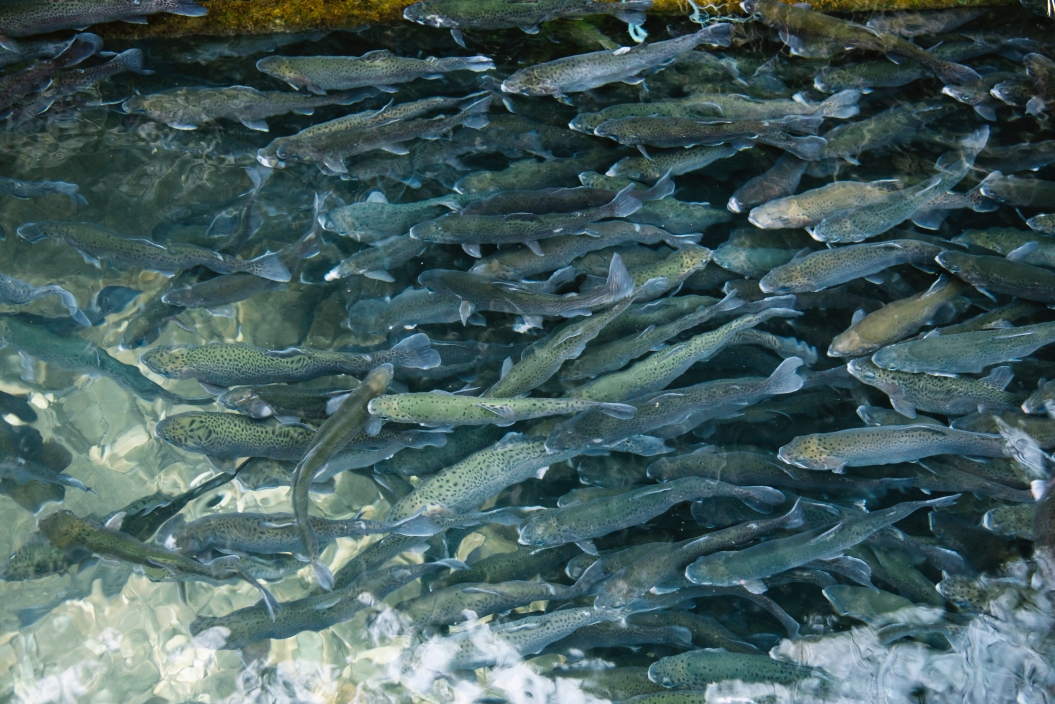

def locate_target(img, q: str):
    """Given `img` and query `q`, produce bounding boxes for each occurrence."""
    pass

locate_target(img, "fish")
[501,25,733,99]
[649,446,910,491]
[0,33,102,113]
[375,425,505,477]
[871,321,1055,375]
[937,250,1055,304]
[743,0,980,85]
[817,103,950,165]
[518,477,784,552]
[17,221,290,282]
[568,307,800,402]
[191,560,460,650]
[256,51,493,93]
[153,412,316,466]
[0,176,85,204]
[290,364,394,588]
[1024,52,1054,116]
[324,191,471,244]
[749,179,903,229]
[367,391,636,428]
[760,238,942,294]
[411,183,642,253]
[403,0,652,46]
[141,333,439,387]
[778,425,1008,472]
[325,234,427,283]
[728,153,807,213]
[608,144,742,182]
[0,314,210,406]
[39,510,278,618]
[685,495,958,591]
[983,503,1035,539]
[454,150,613,194]
[386,432,578,520]
[0,270,89,326]
[419,252,635,327]
[649,649,823,689]
[560,290,745,381]
[1027,214,1055,236]
[866,8,987,36]
[158,510,434,558]
[0,0,204,42]
[594,114,827,162]
[546,356,805,452]
[217,384,356,420]
[123,85,375,132]
[828,275,970,357]
[0,457,91,494]
[848,358,1021,418]
[470,221,699,280]
[8,47,152,125]
[978,174,1055,208]
[485,298,635,398]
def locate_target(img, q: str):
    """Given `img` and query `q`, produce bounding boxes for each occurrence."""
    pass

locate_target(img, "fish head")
[827,329,864,358]
[516,513,564,548]
[255,56,303,87]
[140,345,195,379]
[845,358,886,387]
[568,114,603,134]
[37,510,81,549]
[777,437,836,471]
[647,660,678,688]
[153,414,214,452]
[500,76,547,98]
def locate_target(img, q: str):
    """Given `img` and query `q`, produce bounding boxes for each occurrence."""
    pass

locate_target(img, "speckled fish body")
[570,99,725,134]
[609,144,742,182]
[346,288,473,338]
[190,561,453,649]
[471,222,698,280]
[387,433,577,520]
[569,307,799,402]
[519,476,784,548]
[16,221,290,281]
[648,650,821,689]
[760,239,942,293]
[685,495,957,589]
[256,51,493,93]
[368,392,635,428]
[324,193,471,243]
[749,179,902,229]
[744,0,980,85]
[560,291,744,381]
[847,358,1021,418]
[0,35,102,112]
[871,321,1055,375]
[161,512,407,557]
[955,228,1055,269]
[979,174,1055,208]
[501,25,733,98]
[937,251,1055,304]
[141,334,438,387]
[154,412,316,463]
[828,275,969,357]
[778,424,1007,472]
[983,503,1035,539]
[0,0,204,38]
[122,86,374,131]
[397,578,584,627]
[546,357,805,452]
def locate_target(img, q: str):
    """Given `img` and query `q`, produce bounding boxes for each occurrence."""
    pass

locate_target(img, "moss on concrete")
[98,0,1017,39]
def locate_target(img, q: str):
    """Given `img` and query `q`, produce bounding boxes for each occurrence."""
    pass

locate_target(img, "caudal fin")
[388,332,441,369]
[606,183,644,218]
[601,253,636,302]
[764,357,806,395]
[639,169,675,201]
[818,89,861,119]
[243,251,291,282]
[694,23,733,48]
[40,285,90,326]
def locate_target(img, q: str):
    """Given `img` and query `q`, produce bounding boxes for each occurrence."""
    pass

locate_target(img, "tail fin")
[694,22,733,47]
[764,357,806,395]
[775,114,825,135]
[313,560,334,592]
[818,89,861,119]
[40,285,90,326]
[244,251,291,282]
[444,55,494,72]
[606,183,644,218]
[601,253,635,302]
[388,332,441,369]
[55,33,103,68]
[777,134,826,161]
[116,48,151,75]
[458,96,492,130]
[604,0,652,24]
[639,169,674,201]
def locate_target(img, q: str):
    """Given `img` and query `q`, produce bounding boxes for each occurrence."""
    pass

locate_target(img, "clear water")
[0,6,1054,704]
